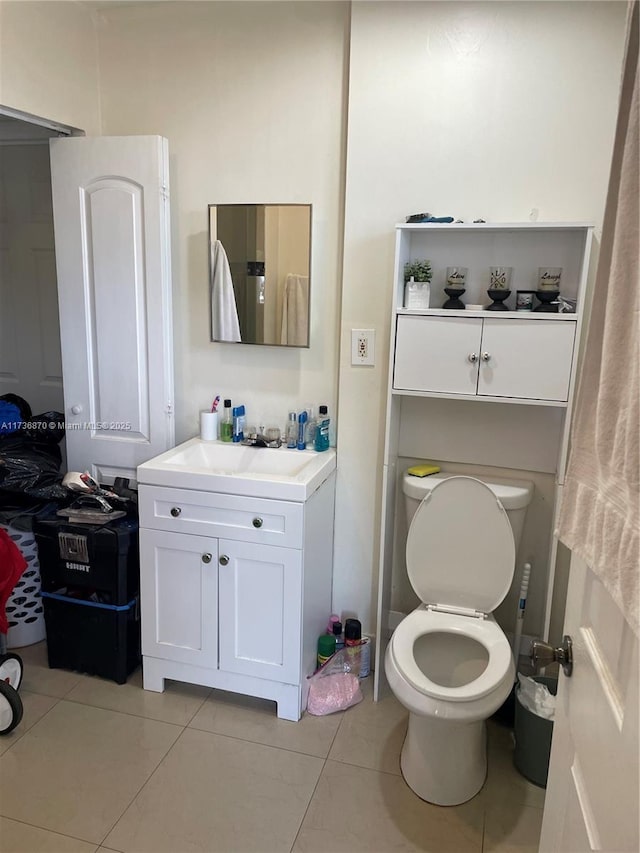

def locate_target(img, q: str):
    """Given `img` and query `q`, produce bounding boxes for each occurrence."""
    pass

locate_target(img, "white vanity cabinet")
[374,222,594,700]
[138,465,336,721]
[394,314,576,402]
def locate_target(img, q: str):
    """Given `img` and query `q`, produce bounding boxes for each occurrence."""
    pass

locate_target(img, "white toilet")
[385,471,534,806]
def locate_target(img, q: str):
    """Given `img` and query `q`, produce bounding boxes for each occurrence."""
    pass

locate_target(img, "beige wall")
[95,0,348,441]
[335,0,627,632]
[0,1,100,133]
[1,0,627,642]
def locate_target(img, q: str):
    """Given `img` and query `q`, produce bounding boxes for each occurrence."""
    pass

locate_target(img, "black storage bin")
[34,513,139,605]
[41,591,140,684]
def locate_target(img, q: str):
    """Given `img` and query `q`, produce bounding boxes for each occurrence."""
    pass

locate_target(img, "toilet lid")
[406,476,515,614]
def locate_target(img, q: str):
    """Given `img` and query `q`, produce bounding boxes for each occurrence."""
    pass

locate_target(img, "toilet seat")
[390,608,512,702]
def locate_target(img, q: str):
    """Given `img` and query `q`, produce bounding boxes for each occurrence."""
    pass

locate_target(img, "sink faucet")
[241,433,282,449]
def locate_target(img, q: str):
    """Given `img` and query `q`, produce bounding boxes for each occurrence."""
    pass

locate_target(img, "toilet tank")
[402,471,534,549]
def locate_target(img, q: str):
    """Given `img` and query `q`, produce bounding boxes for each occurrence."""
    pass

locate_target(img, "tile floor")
[0,643,545,853]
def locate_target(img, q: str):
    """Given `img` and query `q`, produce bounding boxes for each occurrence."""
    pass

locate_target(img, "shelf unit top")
[397,308,577,320]
[395,222,595,232]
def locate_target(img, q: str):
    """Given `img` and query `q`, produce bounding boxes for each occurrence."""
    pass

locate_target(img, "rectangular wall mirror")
[209,204,311,347]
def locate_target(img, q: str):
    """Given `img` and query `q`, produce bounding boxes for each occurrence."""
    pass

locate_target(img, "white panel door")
[540,553,639,852]
[49,136,173,482]
[478,319,576,402]
[0,144,63,413]
[394,315,482,394]
[218,539,301,684]
[140,528,218,668]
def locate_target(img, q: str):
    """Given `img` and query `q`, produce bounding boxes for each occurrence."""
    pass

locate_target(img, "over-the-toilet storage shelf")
[373,222,594,698]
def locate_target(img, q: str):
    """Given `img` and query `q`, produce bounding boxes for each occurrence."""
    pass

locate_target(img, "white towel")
[280,273,309,346]
[557,4,639,637]
[210,240,241,342]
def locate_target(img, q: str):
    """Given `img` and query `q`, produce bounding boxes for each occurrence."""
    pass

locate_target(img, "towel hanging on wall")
[210,240,241,342]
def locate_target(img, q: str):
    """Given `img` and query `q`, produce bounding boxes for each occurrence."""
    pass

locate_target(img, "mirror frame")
[208,203,312,348]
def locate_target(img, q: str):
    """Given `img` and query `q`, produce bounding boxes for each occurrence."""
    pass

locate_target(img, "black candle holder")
[442,287,466,310]
[486,289,511,311]
[534,290,559,312]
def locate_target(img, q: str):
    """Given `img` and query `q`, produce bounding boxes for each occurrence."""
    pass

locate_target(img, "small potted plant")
[404,259,432,309]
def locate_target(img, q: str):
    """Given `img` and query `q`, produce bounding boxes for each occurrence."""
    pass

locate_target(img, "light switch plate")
[351,329,375,366]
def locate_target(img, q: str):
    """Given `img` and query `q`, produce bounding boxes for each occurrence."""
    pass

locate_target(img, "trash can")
[514,675,557,787]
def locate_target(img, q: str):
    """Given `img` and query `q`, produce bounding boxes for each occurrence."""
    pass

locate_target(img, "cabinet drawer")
[139,485,304,548]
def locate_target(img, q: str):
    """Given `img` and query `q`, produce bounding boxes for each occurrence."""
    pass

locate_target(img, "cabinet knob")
[481,352,492,362]
[252,517,263,529]
[202,553,212,564]
[468,353,478,363]
[170,507,182,518]
[219,554,229,566]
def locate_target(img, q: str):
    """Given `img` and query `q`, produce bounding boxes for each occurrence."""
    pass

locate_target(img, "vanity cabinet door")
[477,319,576,401]
[140,528,218,668]
[394,315,482,394]
[218,539,301,684]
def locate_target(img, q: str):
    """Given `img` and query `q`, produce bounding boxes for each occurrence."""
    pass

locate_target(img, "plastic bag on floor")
[306,648,363,716]
[517,673,556,720]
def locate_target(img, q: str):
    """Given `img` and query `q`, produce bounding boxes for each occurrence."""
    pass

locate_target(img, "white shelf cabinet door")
[478,319,576,402]
[394,315,482,394]
[218,539,302,685]
[140,528,218,668]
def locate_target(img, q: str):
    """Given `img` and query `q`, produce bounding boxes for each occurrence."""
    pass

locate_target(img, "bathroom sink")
[137,438,336,501]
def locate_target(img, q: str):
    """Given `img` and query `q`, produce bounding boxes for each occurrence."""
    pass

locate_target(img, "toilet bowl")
[385,472,533,806]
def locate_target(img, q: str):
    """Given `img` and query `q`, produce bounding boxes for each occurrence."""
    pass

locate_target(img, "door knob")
[219,554,229,566]
[530,634,573,677]
[481,352,492,362]
[202,553,212,564]
[252,517,263,528]
[170,507,181,517]
[468,353,478,363]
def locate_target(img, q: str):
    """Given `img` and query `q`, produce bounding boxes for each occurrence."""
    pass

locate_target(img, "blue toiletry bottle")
[314,405,330,452]
[297,411,308,450]
[232,405,245,442]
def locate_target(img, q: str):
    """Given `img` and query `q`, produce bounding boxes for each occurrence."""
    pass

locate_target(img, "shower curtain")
[557,1,639,637]
[280,273,309,346]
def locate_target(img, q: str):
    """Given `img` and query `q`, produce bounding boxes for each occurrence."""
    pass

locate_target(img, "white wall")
[0,0,100,133]
[335,0,627,632]
[95,1,348,440]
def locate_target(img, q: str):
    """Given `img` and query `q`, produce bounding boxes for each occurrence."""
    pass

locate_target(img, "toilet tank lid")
[403,471,533,510]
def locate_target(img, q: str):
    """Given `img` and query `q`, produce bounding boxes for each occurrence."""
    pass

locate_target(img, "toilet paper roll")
[200,411,218,441]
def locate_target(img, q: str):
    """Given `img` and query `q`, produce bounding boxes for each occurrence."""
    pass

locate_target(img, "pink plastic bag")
[306,648,364,716]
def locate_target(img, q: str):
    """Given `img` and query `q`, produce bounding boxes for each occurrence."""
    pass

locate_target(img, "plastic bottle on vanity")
[232,405,245,442]
[286,412,298,449]
[297,411,308,450]
[305,405,317,447]
[314,405,330,452]
[220,399,233,442]
[332,621,345,651]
